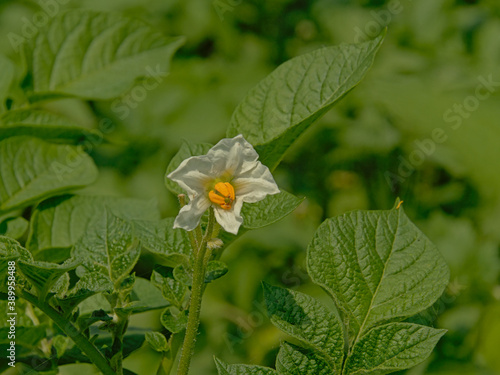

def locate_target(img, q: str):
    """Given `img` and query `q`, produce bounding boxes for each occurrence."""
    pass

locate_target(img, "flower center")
[209,182,235,210]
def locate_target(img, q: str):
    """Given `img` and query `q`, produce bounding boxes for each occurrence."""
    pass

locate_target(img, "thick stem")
[176,209,215,375]
[110,314,129,375]
[19,290,115,375]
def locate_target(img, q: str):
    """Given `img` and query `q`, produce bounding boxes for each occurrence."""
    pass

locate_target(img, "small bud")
[207,238,224,250]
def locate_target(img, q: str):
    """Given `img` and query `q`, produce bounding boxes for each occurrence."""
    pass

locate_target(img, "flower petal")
[167,155,214,195]
[207,135,259,175]
[173,195,211,231]
[213,199,244,235]
[233,163,280,203]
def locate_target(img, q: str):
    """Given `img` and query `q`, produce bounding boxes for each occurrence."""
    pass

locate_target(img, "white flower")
[167,135,280,234]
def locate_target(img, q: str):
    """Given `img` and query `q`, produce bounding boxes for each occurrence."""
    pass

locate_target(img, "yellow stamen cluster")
[209,182,235,210]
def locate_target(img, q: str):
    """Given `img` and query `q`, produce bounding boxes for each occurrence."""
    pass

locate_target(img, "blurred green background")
[2,0,500,374]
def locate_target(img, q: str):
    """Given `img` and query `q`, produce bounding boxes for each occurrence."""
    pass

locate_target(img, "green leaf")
[214,358,277,375]
[134,218,191,267]
[27,194,160,255]
[173,264,192,287]
[51,272,70,299]
[307,207,450,339]
[0,216,29,240]
[55,270,113,315]
[227,34,385,170]
[0,236,32,292]
[205,261,229,283]
[276,342,334,375]
[0,56,14,113]
[164,141,213,196]
[242,191,304,229]
[0,137,98,214]
[263,283,343,371]
[17,258,79,301]
[151,269,187,308]
[52,335,72,359]
[72,209,140,287]
[145,331,168,353]
[0,109,102,143]
[115,277,168,314]
[160,306,188,334]
[25,10,184,101]
[77,309,113,331]
[343,323,446,375]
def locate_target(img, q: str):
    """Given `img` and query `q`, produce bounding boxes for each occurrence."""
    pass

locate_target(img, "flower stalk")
[177,208,216,375]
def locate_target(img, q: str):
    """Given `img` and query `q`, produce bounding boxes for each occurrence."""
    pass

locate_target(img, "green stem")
[176,209,216,375]
[160,333,183,375]
[110,314,129,375]
[19,290,115,375]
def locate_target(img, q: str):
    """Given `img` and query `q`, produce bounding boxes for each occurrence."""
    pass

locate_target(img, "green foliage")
[24,10,184,101]
[216,207,449,375]
[0,109,101,143]
[0,216,29,240]
[27,194,160,257]
[227,34,384,170]
[0,137,98,214]
[17,258,79,301]
[0,1,470,373]
[72,209,140,287]
[241,191,305,230]
[134,218,191,267]
[215,358,277,375]
[145,331,169,353]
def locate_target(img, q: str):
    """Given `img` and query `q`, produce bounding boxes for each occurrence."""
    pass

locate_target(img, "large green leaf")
[214,358,277,375]
[72,209,140,287]
[25,10,184,101]
[276,342,334,375]
[0,109,101,143]
[27,194,160,255]
[307,207,450,339]
[0,137,98,214]
[343,323,446,375]
[227,34,385,170]
[263,283,343,371]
